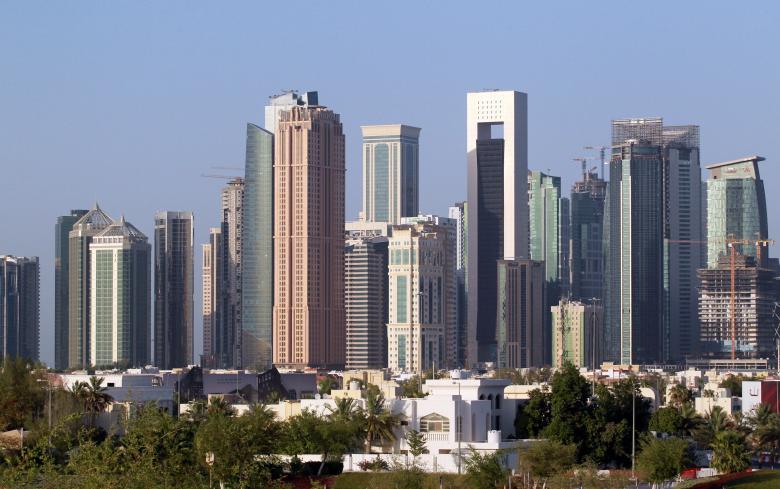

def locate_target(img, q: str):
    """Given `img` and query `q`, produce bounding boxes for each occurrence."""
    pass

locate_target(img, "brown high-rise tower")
[273,104,345,369]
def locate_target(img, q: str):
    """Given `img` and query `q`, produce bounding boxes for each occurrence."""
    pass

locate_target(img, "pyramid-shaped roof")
[73,202,113,229]
[96,215,147,241]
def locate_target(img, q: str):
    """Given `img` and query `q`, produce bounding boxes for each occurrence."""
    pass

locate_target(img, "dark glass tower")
[55,209,87,369]
[241,124,274,370]
[154,211,194,369]
[1,256,40,361]
[570,172,606,302]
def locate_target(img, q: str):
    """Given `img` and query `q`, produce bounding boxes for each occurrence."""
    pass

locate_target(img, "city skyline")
[2,2,779,366]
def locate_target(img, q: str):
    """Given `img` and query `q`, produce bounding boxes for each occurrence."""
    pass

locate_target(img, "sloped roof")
[73,202,113,229]
[96,215,147,241]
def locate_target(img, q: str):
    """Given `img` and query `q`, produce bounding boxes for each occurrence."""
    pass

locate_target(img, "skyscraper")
[1,255,39,361]
[264,90,318,135]
[466,90,528,364]
[154,211,194,369]
[569,171,606,302]
[220,178,244,368]
[68,204,113,369]
[448,202,468,367]
[242,123,274,370]
[662,125,704,361]
[273,103,346,369]
[387,222,454,373]
[495,259,545,369]
[89,217,151,367]
[55,209,87,369]
[604,119,664,365]
[201,227,222,367]
[361,124,420,224]
[551,299,602,369]
[706,156,769,267]
[345,235,388,370]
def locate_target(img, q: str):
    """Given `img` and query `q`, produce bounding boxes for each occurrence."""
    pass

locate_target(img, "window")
[420,413,450,433]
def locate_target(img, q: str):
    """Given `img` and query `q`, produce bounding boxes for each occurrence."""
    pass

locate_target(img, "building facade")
[242,123,274,370]
[448,202,468,367]
[55,209,88,369]
[361,124,420,224]
[273,104,346,369]
[706,156,769,268]
[466,90,528,364]
[551,299,602,369]
[220,178,244,368]
[0,256,39,361]
[264,90,318,135]
[604,120,664,365]
[495,259,545,369]
[387,222,454,373]
[89,217,151,367]
[201,228,222,367]
[154,211,194,369]
[569,172,606,302]
[68,204,113,369]
[345,236,388,370]
[698,255,778,358]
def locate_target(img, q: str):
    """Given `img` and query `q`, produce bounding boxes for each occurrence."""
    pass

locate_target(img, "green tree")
[749,404,780,468]
[71,376,113,427]
[515,387,551,438]
[283,409,361,476]
[679,402,703,438]
[0,358,46,431]
[318,376,336,395]
[405,429,427,458]
[328,397,358,423]
[711,430,750,474]
[519,440,576,479]
[719,374,751,397]
[636,436,691,483]
[543,363,590,455]
[667,383,692,408]
[362,390,403,453]
[649,406,684,435]
[399,376,426,398]
[464,450,507,489]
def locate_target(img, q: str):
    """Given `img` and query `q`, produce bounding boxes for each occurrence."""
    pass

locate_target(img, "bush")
[357,457,390,472]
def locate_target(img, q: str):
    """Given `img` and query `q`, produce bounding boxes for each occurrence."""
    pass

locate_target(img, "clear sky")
[2,1,778,366]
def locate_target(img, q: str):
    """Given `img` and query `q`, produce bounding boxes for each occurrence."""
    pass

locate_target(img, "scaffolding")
[611,117,663,146]
[663,125,700,148]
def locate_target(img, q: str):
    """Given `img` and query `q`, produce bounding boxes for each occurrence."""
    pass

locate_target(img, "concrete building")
[89,217,151,367]
[742,379,780,414]
[495,259,545,368]
[698,255,779,358]
[467,90,529,364]
[154,211,194,369]
[201,228,221,368]
[449,202,468,367]
[387,221,455,372]
[345,219,392,238]
[0,255,39,361]
[220,178,244,368]
[663,125,704,362]
[273,103,346,369]
[345,236,388,370]
[264,90,318,135]
[706,156,769,268]
[55,209,88,369]
[551,299,602,369]
[242,123,274,370]
[604,120,664,365]
[569,171,606,302]
[68,204,113,369]
[361,124,420,224]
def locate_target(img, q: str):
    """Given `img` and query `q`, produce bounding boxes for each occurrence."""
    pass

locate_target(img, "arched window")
[479,394,485,400]
[420,413,450,433]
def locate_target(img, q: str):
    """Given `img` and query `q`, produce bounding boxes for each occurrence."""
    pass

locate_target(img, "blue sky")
[2,1,778,366]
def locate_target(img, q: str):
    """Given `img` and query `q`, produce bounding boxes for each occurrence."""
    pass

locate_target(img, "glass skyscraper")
[361,124,420,224]
[55,209,87,369]
[241,123,274,370]
[569,171,606,302]
[1,255,39,361]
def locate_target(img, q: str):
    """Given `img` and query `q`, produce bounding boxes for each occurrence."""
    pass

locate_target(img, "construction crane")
[572,157,595,179]
[669,236,775,360]
[200,173,243,181]
[584,145,609,179]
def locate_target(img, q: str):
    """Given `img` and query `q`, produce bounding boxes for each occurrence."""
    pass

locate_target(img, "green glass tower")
[55,209,88,369]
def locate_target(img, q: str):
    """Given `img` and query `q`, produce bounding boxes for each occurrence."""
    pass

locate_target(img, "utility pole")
[631,377,636,481]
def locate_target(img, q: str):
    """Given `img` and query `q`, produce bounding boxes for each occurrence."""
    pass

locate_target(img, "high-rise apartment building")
[273,104,345,369]
[1,256,39,361]
[55,209,88,369]
[89,217,150,367]
[663,125,704,361]
[699,255,778,358]
[551,299,602,369]
[345,236,388,370]
[466,90,528,364]
[569,171,606,302]
[495,259,544,369]
[154,211,194,369]
[361,124,420,224]
[604,119,664,365]
[448,202,468,367]
[706,156,769,268]
[242,123,274,370]
[201,227,222,367]
[387,222,454,373]
[219,178,244,368]
[264,90,318,135]
[68,204,113,369]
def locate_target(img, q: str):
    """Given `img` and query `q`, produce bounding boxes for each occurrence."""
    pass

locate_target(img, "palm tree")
[206,396,235,417]
[679,402,702,438]
[328,397,358,423]
[750,404,780,468]
[72,376,113,426]
[711,430,751,474]
[362,390,403,453]
[668,383,692,408]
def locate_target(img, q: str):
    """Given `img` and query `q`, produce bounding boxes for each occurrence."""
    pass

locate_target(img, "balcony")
[422,432,449,442]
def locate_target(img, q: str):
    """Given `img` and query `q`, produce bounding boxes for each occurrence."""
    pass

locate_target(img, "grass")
[719,470,780,488]
[332,472,469,489]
